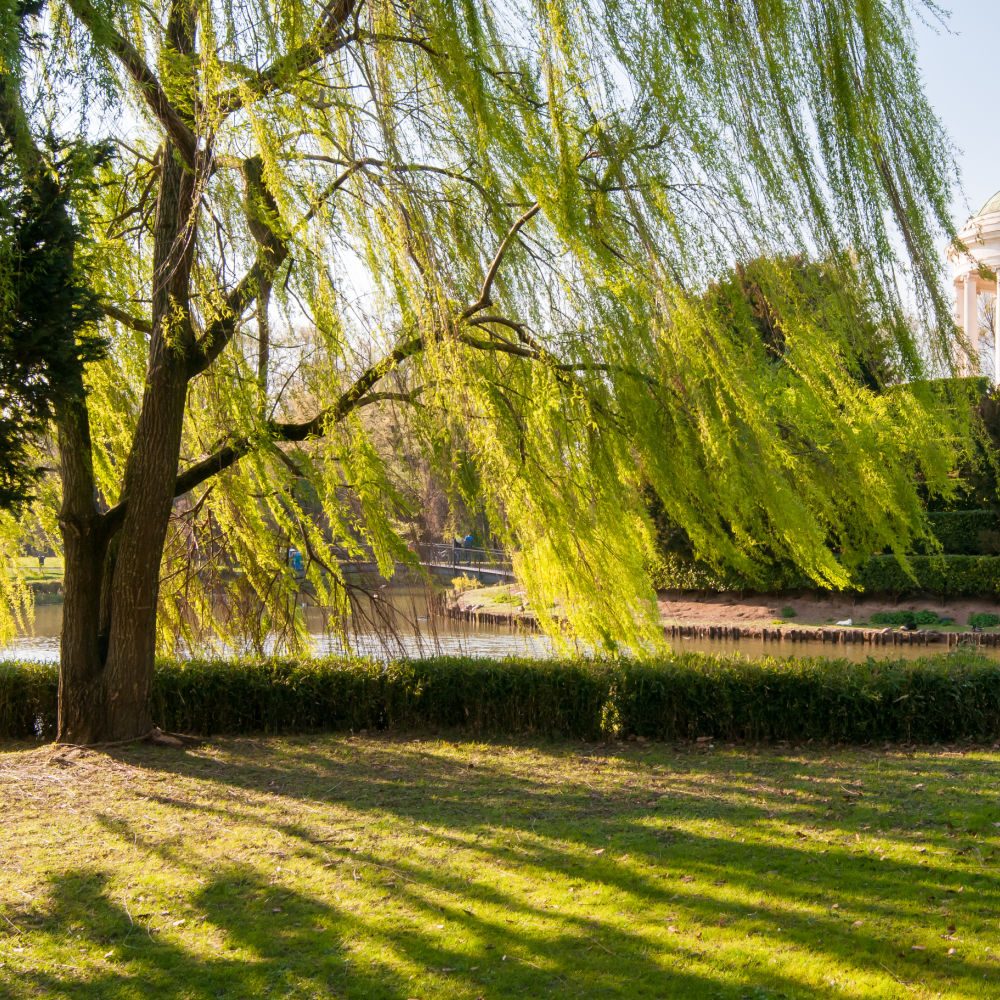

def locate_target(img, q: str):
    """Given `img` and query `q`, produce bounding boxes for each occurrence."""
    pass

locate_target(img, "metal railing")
[417,543,513,575]
[327,542,513,577]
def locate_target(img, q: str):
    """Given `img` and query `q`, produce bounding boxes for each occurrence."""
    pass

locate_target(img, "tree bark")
[56,130,196,742]
[54,393,111,743]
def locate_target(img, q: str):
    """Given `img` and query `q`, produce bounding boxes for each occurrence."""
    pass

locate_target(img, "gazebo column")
[964,275,979,374]
[995,273,1000,386]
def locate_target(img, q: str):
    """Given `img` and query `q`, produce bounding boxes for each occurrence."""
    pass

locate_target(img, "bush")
[0,660,57,740]
[651,554,810,592]
[653,552,1000,602]
[5,652,1000,744]
[968,612,1000,629]
[869,610,940,626]
[610,651,1000,743]
[869,611,917,627]
[149,656,611,739]
[780,606,797,618]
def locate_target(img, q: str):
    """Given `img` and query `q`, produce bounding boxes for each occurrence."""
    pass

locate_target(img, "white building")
[949,191,1000,382]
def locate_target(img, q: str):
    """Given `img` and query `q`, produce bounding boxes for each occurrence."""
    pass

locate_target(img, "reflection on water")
[4,587,997,663]
[0,586,553,662]
[663,633,1000,662]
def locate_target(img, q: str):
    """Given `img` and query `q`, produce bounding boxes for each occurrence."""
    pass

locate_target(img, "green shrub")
[780,606,797,618]
[492,590,521,605]
[5,652,1000,745]
[651,554,810,592]
[149,656,612,740]
[609,650,1000,743]
[856,610,937,627]
[869,611,917,626]
[0,660,58,740]
[654,552,1000,602]
[968,612,1000,629]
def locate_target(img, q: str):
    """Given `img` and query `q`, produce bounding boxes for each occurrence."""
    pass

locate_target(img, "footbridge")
[335,543,515,585]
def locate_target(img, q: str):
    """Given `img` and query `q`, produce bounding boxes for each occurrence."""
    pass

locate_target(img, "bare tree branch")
[215,0,362,118]
[66,0,197,165]
[460,203,540,319]
[105,336,426,532]
[189,158,378,378]
[100,303,152,334]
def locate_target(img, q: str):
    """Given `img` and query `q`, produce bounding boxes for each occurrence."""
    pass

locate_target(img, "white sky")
[913,0,1000,226]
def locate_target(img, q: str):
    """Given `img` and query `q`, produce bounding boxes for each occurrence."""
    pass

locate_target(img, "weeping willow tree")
[0,0,972,742]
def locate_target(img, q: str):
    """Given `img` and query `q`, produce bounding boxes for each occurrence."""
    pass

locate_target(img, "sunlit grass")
[11,556,63,583]
[1,735,998,998]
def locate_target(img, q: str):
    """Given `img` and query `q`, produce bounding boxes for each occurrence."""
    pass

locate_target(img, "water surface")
[5,589,995,663]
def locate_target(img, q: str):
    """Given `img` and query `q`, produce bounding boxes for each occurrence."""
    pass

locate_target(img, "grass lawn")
[13,556,64,584]
[1,735,999,999]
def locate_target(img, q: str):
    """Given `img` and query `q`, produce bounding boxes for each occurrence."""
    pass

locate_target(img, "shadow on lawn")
[2,737,999,999]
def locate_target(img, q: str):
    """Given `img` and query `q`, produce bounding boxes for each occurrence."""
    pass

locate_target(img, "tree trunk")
[55,394,112,742]
[56,135,195,743]
[94,355,189,741]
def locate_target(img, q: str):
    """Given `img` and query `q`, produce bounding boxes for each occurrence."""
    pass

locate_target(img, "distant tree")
[650,253,918,586]
[703,255,906,391]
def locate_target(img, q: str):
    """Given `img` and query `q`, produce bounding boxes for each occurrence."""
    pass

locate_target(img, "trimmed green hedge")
[655,551,1000,599]
[0,660,58,741]
[4,652,1000,744]
[926,509,1000,555]
[969,612,1000,629]
[855,554,1000,599]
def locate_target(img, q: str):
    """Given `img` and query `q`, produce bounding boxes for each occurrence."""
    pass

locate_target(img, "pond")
[4,581,996,663]
[1,584,552,662]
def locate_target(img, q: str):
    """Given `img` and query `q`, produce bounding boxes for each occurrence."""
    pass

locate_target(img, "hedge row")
[4,651,1000,744]
[855,554,1000,599]
[925,509,1000,555]
[652,554,809,592]
[654,509,1000,594]
[656,551,1000,599]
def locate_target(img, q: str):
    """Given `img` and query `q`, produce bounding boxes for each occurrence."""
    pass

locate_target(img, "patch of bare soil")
[656,591,1000,628]
[0,744,145,810]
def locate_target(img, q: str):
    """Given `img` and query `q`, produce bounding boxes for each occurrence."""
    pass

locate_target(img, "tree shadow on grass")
[3,736,999,998]
[1,856,792,1000]
[2,865,409,1000]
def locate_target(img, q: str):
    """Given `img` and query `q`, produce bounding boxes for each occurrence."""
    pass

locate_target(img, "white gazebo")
[948,191,1000,382]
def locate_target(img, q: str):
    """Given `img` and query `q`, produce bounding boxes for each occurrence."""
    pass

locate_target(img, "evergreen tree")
[0,139,105,510]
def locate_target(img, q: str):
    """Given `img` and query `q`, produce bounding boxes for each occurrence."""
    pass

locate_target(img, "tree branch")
[188,256,286,378]
[460,203,540,319]
[100,303,152,334]
[295,155,494,202]
[189,158,372,378]
[105,335,426,532]
[66,0,197,166]
[215,0,362,118]
[274,335,425,439]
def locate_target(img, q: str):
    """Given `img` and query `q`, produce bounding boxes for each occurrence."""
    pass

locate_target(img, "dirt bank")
[655,591,998,629]
[449,585,1000,645]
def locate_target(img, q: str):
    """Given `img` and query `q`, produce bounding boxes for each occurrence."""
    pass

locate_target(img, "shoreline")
[448,586,1000,648]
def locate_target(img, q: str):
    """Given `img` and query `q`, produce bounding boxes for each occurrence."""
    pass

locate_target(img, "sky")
[912,1,1000,227]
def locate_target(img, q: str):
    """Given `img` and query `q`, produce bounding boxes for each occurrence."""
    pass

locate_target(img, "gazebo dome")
[978,190,1000,217]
